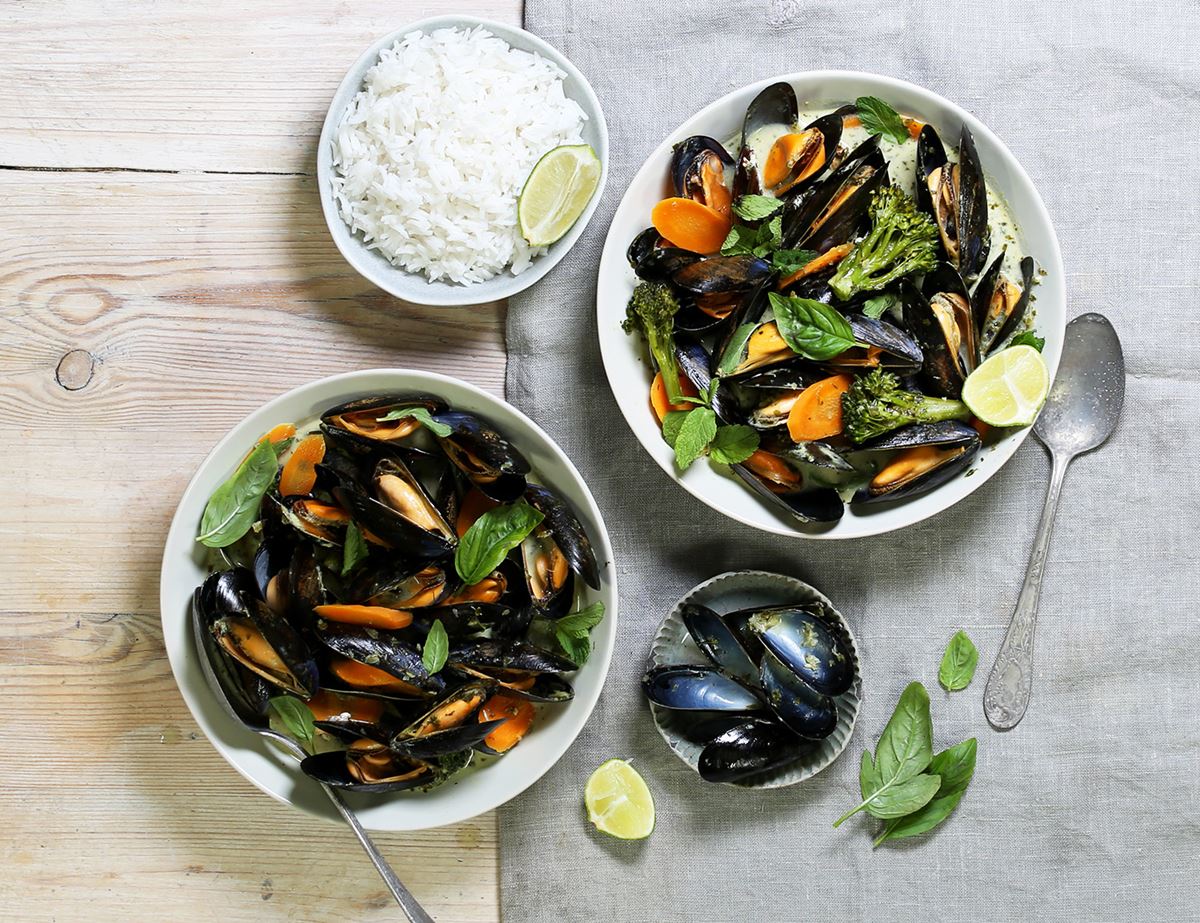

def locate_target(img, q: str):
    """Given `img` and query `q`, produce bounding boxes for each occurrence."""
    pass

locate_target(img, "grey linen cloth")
[502,1,1200,920]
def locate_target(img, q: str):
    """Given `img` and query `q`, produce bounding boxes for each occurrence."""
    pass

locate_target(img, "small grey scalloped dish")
[645,570,861,788]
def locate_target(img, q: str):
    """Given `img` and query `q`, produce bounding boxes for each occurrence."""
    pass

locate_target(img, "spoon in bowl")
[190,599,435,923]
[983,313,1125,730]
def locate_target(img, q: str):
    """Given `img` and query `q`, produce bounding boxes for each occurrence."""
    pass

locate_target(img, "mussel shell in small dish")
[746,606,854,697]
[697,716,812,783]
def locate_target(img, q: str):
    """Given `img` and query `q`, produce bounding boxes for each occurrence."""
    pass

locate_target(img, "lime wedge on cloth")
[584,759,655,840]
[518,144,601,246]
[962,344,1050,427]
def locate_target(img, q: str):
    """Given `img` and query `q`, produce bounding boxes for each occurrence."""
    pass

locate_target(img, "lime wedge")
[518,144,601,246]
[962,344,1050,427]
[584,758,655,840]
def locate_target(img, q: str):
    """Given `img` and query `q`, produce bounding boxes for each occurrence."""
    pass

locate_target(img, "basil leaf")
[859,749,877,799]
[375,406,452,437]
[856,96,909,144]
[197,439,279,548]
[720,224,755,256]
[717,323,759,377]
[455,502,544,585]
[938,630,979,691]
[772,248,817,276]
[268,696,315,749]
[661,410,690,448]
[556,602,605,637]
[341,522,369,576]
[422,618,449,674]
[864,773,941,819]
[834,682,934,828]
[769,292,859,361]
[732,194,783,221]
[555,628,591,667]
[709,424,760,466]
[875,738,977,846]
[862,292,901,320]
[1008,330,1045,352]
[674,406,718,470]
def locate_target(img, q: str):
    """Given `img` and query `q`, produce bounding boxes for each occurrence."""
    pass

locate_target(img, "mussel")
[626,227,701,282]
[745,607,853,697]
[301,742,435,793]
[904,264,978,398]
[826,315,924,374]
[641,664,765,712]
[781,136,888,253]
[671,136,734,217]
[321,395,447,444]
[523,483,601,591]
[349,562,448,609]
[389,683,505,758]
[334,455,456,560]
[698,716,812,783]
[318,623,444,695]
[758,650,838,739]
[680,603,761,685]
[761,113,842,197]
[430,411,530,502]
[733,451,845,525]
[974,253,1036,355]
[733,82,798,197]
[853,421,981,504]
[916,125,989,279]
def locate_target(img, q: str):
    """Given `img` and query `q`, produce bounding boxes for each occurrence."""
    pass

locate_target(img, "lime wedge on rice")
[518,144,601,246]
[962,344,1051,427]
[584,759,655,840]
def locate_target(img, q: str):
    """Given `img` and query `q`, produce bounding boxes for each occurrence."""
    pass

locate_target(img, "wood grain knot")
[55,349,96,390]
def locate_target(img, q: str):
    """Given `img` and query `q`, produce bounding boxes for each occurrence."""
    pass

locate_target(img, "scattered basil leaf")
[556,602,605,637]
[938,630,979,691]
[863,773,942,819]
[197,439,279,548]
[875,738,977,846]
[661,410,690,448]
[717,323,759,377]
[769,292,859,361]
[674,406,718,470]
[708,424,760,465]
[375,406,452,437]
[422,618,449,674]
[732,194,783,221]
[340,522,369,576]
[1008,331,1045,352]
[268,696,315,750]
[772,248,818,276]
[856,96,909,144]
[455,502,544,585]
[862,292,902,320]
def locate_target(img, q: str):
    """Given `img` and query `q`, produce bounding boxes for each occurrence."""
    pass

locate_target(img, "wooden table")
[0,3,523,919]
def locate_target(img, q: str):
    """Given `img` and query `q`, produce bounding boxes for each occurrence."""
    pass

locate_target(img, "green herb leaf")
[422,618,449,674]
[863,773,942,819]
[720,224,756,256]
[708,424,760,465]
[556,602,605,637]
[375,406,452,437]
[455,502,544,585]
[732,194,783,221]
[875,738,977,846]
[555,628,592,667]
[769,292,859,361]
[197,439,279,548]
[674,406,718,470]
[762,214,783,250]
[856,96,909,144]
[862,292,901,320]
[717,323,759,377]
[341,522,369,576]
[1008,330,1045,352]
[661,410,690,448]
[938,630,979,691]
[834,681,935,827]
[268,696,315,750]
[772,248,818,276]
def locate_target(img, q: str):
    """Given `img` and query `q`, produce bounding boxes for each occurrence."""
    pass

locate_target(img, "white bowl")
[596,71,1065,539]
[160,370,617,831]
[317,15,609,307]
[647,571,860,788]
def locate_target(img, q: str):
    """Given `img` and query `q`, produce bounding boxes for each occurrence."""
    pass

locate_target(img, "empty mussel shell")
[680,603,760,685]
[697,716,812,783]
[758,650,838,740]
[641,664,764,712]
[746,607,853,696]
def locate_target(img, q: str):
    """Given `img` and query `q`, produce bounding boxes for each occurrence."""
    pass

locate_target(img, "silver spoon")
[190,604,435,923]
[983,313,1125,730]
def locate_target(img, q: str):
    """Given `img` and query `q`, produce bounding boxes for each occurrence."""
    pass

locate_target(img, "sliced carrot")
[651,197,731,255]
[455,488,500,538]
[314,604,413,631]
[305,689,385,724]
[279,433,326,497]
[329,657,424,696]
[787,374,854,442]
[649,371,699,424]
[777,243,854,290]
[904,117,925,139]
[258,423,296,445]
[479,694,535,753]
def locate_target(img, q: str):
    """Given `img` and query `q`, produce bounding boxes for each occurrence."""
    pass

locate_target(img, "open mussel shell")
[391,719,509,759]
[914,124,948,216]
[904,265,977,398]
[429,411,530,501]
[825,315,924,373]
[732,358,825,391]
[670,136,733,192]
[955,126,990,278]
[287,543,332,624]
[671,255,772,296]
[918,125,989,279]
[523,483,600,590]
[318,624,444,694]
[758,650,838,740]
[321,394,447,443]
[853,421,981,504]
[680,603,759,685]
[407,602,524,641]
[697,716,812,783]
[449,641,575,675]
[675,337,743,424]
[761,113,842,197]
[519,523,571,609]
[388,682,494,758]
[718,319,795,379]
[191,587,273,723]
[348,562,448,609]
[974,254,1036,355]
[781,136,886,251]
[741,82,798,145]
[760,435,855,474]
[300,744,435,793]
[344,455,457,558]
[746,607,853,697]
[641,664,764,712]
[732,459,845,525]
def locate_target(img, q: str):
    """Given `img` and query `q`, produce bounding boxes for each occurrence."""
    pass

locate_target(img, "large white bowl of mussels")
[161,369,617,831]
[597,71,1065,539]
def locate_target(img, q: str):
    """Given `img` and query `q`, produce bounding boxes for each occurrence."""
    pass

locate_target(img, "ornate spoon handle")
[983,451,1069,730]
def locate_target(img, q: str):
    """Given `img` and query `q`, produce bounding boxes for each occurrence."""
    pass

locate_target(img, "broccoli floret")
[829,186,938,301]
[842,369,971,443]
[622,281,685,403]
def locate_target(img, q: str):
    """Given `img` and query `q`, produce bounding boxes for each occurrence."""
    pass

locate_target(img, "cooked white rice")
[330,26,587,285]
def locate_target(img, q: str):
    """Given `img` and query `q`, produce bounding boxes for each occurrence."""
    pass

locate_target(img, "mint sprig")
[856,96,909,144]
[661,377,760,471]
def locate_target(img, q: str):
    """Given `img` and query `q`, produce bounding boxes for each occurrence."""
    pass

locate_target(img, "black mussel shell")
[300,747,434,793]
[914,124,947,217]
[199,567,259,617]
[675,337,744,424]
[829,315,924,373]
[523,483,600,590]
[761,436,856,474]
[956,126,990,279]
[781,136,884,250]
[519,523,572,609]
[732,144,761,199]
[321,394,447,443]
[430,411,530,501]
[733,358,826,391]
[853,421,980,504]
[975,255,1035,355]
[318,625,444,694]
[671,255,772,296]
[741,82,798,143]
[681,603,760,685]
[348,562,448,609]
[905,267,976,398]
[698,716,812,783]
[746,607,853,696]
[192,587,272,724]
[670,135,733,198]
[313,715,396,745]
[628,227,702,281]
[391,719,509,758]
[759,650,838,740]
[732,461,845,526]
[449,641,576,675]
[334,484,454,562]
[407,603,521,640]
[641,664,764,712]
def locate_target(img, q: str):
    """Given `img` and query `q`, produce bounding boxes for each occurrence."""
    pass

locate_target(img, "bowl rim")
[316,14,610,307]
[160,368,619,830]
[595,69,1066,539]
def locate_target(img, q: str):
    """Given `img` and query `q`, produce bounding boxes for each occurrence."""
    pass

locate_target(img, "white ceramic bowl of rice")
[318,16,608,306]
